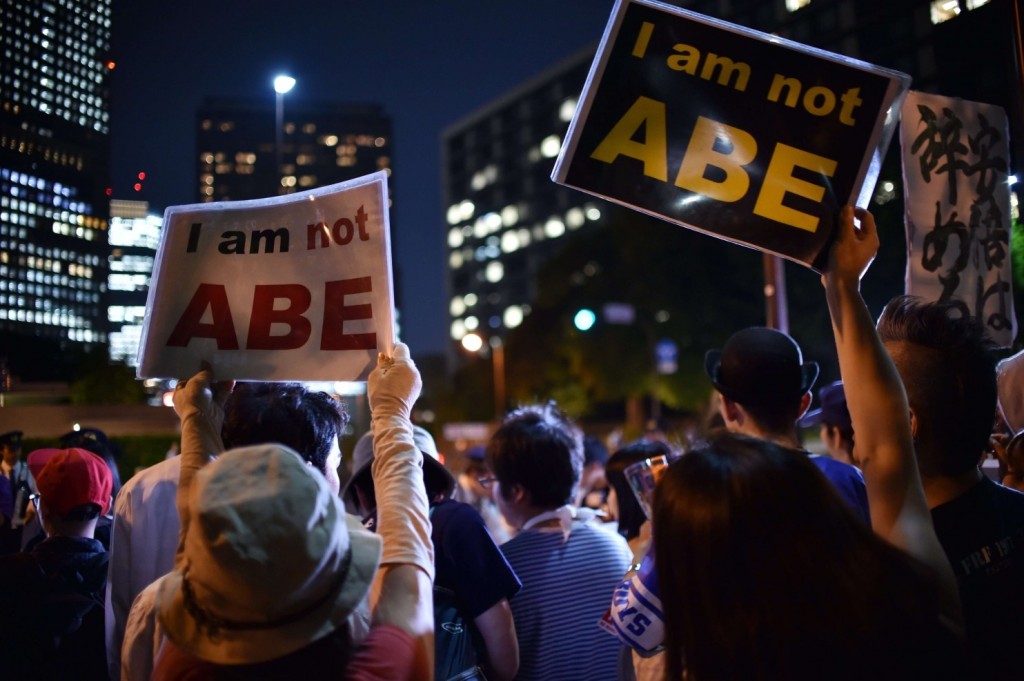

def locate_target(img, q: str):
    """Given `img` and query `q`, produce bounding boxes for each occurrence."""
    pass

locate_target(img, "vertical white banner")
[901,91,1016,347]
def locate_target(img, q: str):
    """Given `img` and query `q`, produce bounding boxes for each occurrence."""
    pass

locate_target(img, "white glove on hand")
[368,342,421,421]
[172,365,233,428]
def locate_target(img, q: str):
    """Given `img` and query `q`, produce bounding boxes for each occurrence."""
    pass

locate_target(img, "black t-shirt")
[431,498,521,619]
[931,477,1024,680]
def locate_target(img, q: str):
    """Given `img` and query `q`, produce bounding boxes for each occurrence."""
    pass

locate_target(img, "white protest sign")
[900,91,1016,348]
[137,171,395,381]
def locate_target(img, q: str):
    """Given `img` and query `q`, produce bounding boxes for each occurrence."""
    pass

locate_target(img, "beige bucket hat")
[157,443,382,665]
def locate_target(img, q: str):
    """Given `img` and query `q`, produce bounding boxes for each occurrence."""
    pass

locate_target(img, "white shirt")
[105,456,181,681]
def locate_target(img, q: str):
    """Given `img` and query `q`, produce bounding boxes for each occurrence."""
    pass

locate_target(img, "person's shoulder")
[986,478,1024,511]
[434,498,484,525]
[807,452,864,480]
[121,456,181,493]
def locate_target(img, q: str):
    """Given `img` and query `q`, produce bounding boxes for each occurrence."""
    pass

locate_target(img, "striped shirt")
[501,511,631,681]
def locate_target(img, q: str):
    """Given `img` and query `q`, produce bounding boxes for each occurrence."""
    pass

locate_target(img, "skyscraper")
[442,48,603,350]
[195,98,392,202]
[107,199,159,368]
[0,0,113,380]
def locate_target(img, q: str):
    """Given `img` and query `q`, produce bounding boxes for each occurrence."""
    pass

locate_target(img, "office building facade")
[0,0,113,380]
[196,98,393,202]
[442,48,604,349]
[107,199,159,367]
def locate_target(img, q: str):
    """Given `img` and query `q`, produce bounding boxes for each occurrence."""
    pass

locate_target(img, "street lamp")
[273,74,296,193]
[462,332,506,421]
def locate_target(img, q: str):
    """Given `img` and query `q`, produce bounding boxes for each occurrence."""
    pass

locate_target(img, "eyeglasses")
[477,476,497,488]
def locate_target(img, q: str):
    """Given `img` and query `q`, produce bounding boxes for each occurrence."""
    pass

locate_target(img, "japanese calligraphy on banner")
[900,91,1016,348]
[137,171,395,381]
[552,0,910,271]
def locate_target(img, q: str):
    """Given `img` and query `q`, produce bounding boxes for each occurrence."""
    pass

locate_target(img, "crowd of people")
[1,205,1023,680]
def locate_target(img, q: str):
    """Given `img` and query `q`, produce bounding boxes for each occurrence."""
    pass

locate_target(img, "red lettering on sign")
[166,283,239,349]
[322,277,376,351]
[247,284,312,350]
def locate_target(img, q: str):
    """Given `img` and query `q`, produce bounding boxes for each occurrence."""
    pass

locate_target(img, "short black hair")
[222,383,347,475]
[487,402,582,508]
[877,295,997,475]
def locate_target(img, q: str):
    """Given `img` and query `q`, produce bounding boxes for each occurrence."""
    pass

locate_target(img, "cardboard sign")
[137,172,395,381]
[901,91,1016,348]
[553,0,911,271]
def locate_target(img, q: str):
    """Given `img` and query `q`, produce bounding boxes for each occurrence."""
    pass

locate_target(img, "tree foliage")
[70,351,148,405]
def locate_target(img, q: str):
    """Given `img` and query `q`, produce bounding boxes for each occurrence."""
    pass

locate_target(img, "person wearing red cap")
[0,447,113,680]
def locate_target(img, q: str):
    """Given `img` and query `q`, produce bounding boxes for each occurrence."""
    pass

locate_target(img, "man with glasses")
[488,402,631,681]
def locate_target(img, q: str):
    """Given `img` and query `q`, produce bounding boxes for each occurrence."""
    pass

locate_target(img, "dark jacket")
[0,535,109,680]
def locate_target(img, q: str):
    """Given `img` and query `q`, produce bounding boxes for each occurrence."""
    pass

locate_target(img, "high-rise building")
[442,0,1022,354]
[442,48,603,350]
[195,98,393,202]
[107,199,160,367]
[0,0,113,380]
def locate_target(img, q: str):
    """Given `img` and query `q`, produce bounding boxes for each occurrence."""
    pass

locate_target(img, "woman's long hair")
[653,433,958,681]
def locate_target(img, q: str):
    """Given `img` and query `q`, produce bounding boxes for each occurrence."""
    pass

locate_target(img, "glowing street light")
[273,74,296,191]
[273,75,296,95]
[461,332,506,420]
[461,332,484,353]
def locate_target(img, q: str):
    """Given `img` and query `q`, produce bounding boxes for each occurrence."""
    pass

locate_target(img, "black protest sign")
[553,0,910,271]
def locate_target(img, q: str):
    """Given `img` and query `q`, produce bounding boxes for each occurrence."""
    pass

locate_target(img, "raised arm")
[366,342,434,673]
[822,206,959,617]
[170,366,233,565]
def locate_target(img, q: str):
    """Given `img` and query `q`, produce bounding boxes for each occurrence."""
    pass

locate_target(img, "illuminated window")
[786,0,812,10]
[504,306,524,329]
[540,135,561,158]
[930,0,960,23]
[559,98,578,122]
[965,0,989,7]
[485,261,504,283]
[450,319,467,341]
[464,316,480,331]
[448,227,464,248]
[501,205,519,226]
[566,207,585,229]
[544,218,566,239]
[464,293,478,307]
[450,296,466,316]
[501,231,520,253]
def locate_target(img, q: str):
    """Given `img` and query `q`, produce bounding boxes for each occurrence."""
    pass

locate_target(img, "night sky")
[109,0,618,356]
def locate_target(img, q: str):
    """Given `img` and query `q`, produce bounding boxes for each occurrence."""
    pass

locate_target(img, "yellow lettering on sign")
[591,96,668,181]
[666,43,701,75]
[700,54,751,92]
[674,116,757,202]
[753,143,838,232]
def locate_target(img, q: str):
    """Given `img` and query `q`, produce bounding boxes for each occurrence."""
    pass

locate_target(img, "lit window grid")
[0,0,113,133]
[109,214,162,249]
[196,104,391,201]
[444,67,593,340]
